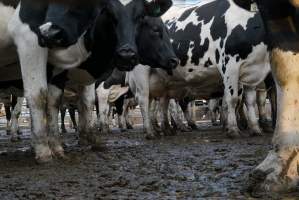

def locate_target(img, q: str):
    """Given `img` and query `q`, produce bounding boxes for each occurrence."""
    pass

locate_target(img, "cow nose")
[168,58,179,69]
[117,48,138,65]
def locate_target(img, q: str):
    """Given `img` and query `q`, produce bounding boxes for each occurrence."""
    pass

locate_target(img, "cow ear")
[145,0,173,17]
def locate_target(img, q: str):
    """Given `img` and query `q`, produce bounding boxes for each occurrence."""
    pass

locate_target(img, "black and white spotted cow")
[0,0,175,162]
[163,0,270,138]
[235,0,299,194]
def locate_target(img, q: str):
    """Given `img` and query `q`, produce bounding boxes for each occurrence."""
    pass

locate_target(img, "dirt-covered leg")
[257,86,272,132]
[78,83,101,148]
[60,106,67,133]
[47,84,65,158]
[160,97,176,136]
[96,83,111,134]
[180,100,198,130]
[244,86,263,136]
[150,99,161,132]
[208,99,219,126]
[169,99,191,132]
[223,65,241,138]
[4,103,12,135]
[9,12,52,163]
[10,97,23,142]
[249,49,299,193]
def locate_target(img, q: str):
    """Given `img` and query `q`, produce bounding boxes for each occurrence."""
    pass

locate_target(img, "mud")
[0,122,298,199]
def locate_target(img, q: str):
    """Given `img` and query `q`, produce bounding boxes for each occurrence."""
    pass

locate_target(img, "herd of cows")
[0,0,299,195]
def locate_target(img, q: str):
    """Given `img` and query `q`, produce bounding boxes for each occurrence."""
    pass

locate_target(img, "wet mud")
[0,122,298,199]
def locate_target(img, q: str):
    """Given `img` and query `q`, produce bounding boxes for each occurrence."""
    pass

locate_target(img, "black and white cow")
[235,0,299,194]
[0,0,175,162]
[162,0,270,138]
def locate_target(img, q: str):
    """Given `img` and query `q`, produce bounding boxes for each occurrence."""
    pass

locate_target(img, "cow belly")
[67,68,95,86]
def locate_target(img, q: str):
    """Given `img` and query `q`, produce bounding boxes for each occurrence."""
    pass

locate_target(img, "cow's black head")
[137,16,178,71]
[38,2,98,48]
[92,0,173,71]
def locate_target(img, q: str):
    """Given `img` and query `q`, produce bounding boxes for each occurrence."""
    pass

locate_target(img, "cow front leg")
[78,84,101,148]
[150,99,161,132]
[11,23,51,163]
[244,86,263,136]
[96,83,110,134]
[248,50,299,194]
[160,97,176,136]
[10,97,23,142]
[47,85,65,158]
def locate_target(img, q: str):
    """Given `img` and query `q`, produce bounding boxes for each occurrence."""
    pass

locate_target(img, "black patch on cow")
[0,0,19,8]
[225,13,265,59]
[222,64,226,73]
[204,58,213,67]
[178,6,197,22]
[236,56,240,62]
[191,38,209,65]
[230,89,234,96]
[238,88,243,96]
[229,85,232,89]
[225,56,230,65]
[188,68,193,72]
[215,49,220,63]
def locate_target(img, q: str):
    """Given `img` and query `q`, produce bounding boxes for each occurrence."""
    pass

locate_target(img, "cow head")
[94,0,173,71]
[137,16,178,72]
[39,3,98,48]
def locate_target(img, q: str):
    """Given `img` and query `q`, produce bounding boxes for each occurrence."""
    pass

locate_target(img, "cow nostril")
[169,58,179,68]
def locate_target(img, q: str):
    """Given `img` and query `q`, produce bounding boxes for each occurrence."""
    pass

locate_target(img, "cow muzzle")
[39,23,66,48]
[115,45,138,71]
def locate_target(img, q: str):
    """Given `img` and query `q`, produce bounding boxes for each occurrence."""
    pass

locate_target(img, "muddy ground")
[0,122,298,200]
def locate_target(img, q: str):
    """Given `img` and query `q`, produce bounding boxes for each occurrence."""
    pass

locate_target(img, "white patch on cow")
[48,34,91,69]
[119,0,132,6]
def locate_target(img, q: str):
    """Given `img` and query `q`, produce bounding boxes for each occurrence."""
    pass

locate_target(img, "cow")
[0,0,175,162]
[162,0,270,138]
[234,0,299,195]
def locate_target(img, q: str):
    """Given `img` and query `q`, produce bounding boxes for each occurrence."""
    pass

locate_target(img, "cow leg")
[122,99,133,130]
[208,99,219,126]
[223,68,241,138]
[69,107,78,132]
[10,20,52,163]
[47,85,65,158]
[60,107,67,133]
[180,100,198,130]
[169,99,191,132]
[160,97,176,136]
[257,89,272,132]
[78,84,101,148]
[249,50,299,193]
[10,97,23,142]
[244,86,263,136]
[236,100,248,130]
[96,83,110,134]
[150,99,161,132]
[4,104,11,135]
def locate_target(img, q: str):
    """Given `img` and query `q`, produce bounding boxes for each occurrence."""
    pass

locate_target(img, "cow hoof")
[11,136,21,142]
[61,129,67,134]
[249,128,263,137]
[126,124,133,129]
[226,129,241,138]
[163,128,177,136]
[189,124,199,130]
[35,144,53,164]
[145,134,157,140]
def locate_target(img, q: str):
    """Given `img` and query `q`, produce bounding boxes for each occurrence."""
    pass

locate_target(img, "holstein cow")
[163,0,270,138]
[0,0,174,162]
[234,0,299,195]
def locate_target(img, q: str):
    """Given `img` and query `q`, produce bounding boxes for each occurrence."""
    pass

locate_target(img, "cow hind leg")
[248,50,299,194]
[160,97,176,136]
[169,99,191,132]
[10,97,23,142]
[69,107,78,132]
[60,107,67,133]
[257,89,273,132]
[244,87,263,136]
[150,99,161,132]
[5,104,11,135]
